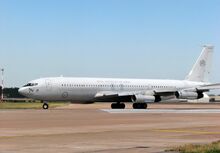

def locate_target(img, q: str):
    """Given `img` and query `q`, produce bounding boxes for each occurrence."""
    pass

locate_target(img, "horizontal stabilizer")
[184,83,220,92]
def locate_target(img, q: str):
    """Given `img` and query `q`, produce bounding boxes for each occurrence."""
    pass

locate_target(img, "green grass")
[0,102,68,109]
[167,141,220,153]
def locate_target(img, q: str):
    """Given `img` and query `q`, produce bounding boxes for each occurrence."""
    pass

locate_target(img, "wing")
[93,90,174,102]
[93,83,220,103]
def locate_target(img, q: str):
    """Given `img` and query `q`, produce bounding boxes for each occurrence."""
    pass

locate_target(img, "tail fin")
[185,45,214,82]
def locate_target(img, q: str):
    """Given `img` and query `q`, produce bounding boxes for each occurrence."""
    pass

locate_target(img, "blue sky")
[0,0,220,87]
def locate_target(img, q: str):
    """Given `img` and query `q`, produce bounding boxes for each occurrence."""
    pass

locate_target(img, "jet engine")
[133,95,161,103]
[175,91,204,100]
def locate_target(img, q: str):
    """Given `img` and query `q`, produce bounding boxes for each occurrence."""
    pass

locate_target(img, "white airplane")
[19,45,220,109]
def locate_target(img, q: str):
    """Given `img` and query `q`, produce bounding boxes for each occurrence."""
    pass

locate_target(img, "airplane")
[19,45,220,109]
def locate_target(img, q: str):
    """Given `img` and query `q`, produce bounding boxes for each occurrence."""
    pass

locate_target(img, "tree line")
[2,87,25,98]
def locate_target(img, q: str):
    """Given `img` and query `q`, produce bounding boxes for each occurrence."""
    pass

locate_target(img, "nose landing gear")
[42,103,49,109]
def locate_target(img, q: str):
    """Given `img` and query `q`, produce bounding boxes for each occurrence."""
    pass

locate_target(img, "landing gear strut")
[42,103,49,109]
[133,103,147,109]
[111,102,125,109]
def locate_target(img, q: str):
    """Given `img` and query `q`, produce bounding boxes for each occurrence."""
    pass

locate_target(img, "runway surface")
[102,109,220,113]
[1,103,220,153]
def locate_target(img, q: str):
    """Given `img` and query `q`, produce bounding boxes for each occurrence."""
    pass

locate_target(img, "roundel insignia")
[200,59,206,67]
[62,92,68,98]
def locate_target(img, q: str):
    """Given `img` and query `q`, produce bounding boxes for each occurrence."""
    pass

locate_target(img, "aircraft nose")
[18,88,27,96]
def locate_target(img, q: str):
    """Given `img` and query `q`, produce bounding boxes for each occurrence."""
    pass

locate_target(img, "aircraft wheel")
[133,103,147,109]
[42,103,49,109]
[111,103,117,109]
[120,103,125,109]
[111,103,125,109]
[143,103,148,109]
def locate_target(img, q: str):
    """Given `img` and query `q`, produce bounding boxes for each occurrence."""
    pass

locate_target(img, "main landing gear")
[111,102,125,109]
[110,102,148,109]
[42,103,49,109]
[132,103,148,109]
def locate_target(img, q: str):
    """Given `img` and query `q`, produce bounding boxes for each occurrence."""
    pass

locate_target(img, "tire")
[111,103,116,109]
[111,103,125,109]
[133,103,147,109]
[111,103,118,109]
[120,103,125,109]
[143,103,148,109]
[42,103,49,109]
[132,103,137,109]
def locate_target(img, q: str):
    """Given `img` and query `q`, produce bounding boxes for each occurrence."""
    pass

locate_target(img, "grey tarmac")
[1,103,220,153]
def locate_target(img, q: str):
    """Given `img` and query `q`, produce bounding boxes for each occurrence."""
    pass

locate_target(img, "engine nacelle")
[175,91,204,100]
[133,95,161,103]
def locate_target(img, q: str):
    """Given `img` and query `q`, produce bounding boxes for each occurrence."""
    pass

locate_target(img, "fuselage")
[17,46,215,110]
[18,77,205,102]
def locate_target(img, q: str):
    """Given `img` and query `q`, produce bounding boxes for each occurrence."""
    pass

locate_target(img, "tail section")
[185,45,214,82]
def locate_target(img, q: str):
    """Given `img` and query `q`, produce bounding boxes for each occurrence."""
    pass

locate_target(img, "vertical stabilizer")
[185,45,214,82]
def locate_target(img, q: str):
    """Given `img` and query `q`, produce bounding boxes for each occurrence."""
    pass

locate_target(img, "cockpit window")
[23,83,38,87]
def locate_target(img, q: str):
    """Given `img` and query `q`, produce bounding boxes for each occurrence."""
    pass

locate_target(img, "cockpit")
[23,83,38,87]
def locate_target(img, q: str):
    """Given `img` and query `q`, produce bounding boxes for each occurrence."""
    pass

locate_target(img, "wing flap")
[94,94,134,102]
[154,90,176,96]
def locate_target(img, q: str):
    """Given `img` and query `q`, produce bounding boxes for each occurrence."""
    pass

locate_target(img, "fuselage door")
[45,79,52,90]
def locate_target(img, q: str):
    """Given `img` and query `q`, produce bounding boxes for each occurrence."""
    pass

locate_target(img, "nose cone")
[18,88,27,96]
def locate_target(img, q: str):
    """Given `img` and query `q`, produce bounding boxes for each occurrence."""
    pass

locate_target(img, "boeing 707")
[19,45,220,109]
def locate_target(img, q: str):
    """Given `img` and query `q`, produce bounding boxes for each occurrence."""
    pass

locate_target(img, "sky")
[0,0,220,88]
